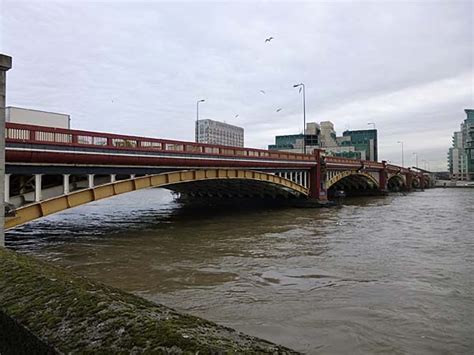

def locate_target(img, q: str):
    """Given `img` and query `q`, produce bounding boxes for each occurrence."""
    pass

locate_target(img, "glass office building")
[341,129,378,161]
[448,109,474,180]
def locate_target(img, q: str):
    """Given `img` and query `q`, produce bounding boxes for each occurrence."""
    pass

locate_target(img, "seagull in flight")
[276,108,282,112]
[260,90,266,94]
[265,36,274,43]
[234,114,239,118]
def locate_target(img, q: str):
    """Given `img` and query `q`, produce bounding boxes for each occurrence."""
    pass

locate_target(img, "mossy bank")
[0,248,299,354]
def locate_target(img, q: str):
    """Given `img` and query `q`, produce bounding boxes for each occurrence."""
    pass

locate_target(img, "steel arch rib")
[5,169,308,229]
[326,171,380,189]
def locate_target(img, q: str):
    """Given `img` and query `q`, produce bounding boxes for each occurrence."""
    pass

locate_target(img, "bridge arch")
[326,171,380,192]
[387,174,406,191]
[5,169,308,229]
[411,176,421,189]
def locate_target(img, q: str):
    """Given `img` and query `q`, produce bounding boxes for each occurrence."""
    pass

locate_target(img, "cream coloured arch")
[326,170,380,189]
[6,169,309,229]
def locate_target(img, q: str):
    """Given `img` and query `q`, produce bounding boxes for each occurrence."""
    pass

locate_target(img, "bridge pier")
[405,170,413,191]
[309,150,327,201]
[379,161,387,191]
[419,174,425,190]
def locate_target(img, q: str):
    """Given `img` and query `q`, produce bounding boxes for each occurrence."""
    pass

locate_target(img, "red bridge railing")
[5,123,316,162]
[6,123,420,175]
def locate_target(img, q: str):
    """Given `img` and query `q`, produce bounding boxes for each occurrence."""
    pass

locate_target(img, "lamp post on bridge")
[397,141,404,167]
[196,99,205,143]
[422,160,430,171]
[293,83,306,154]
[413,152,418,169]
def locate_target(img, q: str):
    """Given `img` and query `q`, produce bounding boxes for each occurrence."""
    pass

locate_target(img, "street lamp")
[368,122,376,130]
[293,83,306,154]
[413,152,418,168]
[422,160,430,171]
[397,141,404,167]
[196,99,205,143]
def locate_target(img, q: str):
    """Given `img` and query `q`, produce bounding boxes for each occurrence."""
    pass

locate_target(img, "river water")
[6,188,474,354]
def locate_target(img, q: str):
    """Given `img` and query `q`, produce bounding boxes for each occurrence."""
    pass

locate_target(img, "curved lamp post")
[413,152,418,168]
[196,99,205,143]
[397,141,404,167]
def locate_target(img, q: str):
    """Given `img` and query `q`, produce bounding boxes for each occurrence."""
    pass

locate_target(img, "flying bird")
[265,37,274,43]
[276,108,282,112]
[260,90,266,94]
[234,114,239,118]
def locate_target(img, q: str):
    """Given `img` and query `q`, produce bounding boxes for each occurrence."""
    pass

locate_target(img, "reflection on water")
[7,188,474,354]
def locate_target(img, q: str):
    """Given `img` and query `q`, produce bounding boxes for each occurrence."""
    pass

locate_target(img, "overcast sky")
[1,0,472,170]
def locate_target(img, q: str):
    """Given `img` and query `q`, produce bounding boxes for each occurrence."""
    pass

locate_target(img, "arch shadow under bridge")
[326,171,380,196]
[5,169,308,229]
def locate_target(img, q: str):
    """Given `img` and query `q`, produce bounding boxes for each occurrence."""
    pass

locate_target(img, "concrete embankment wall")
[0,248,298,354]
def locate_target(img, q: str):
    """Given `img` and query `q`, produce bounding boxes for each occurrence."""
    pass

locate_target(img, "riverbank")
[0,247,298,354]
[434,180,474,188]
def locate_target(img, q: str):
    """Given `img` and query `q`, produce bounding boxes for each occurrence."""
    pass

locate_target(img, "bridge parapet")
[5,123,432,213]
[386,164,411,174]
[325,156,384,169]
[6,123,315,163]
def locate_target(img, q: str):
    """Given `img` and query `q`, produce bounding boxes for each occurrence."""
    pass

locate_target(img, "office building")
[268,123,319,153]
[448,109,474,180]
[196,119,244,147]
[341,129,378,161]
[6,106,70,129]
[269,121,377,160]
[319,121,338,147]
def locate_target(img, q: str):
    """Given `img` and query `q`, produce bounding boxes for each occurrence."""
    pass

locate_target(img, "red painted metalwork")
[309,150,321,199]
[5,123,317,163]
[5,123,430,198]
[325,156,384,169]
[379,160,387,190]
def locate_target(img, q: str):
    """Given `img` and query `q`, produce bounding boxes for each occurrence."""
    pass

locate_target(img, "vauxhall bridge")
[4,122,431,229]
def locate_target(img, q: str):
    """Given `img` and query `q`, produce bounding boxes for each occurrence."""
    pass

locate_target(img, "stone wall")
[0,248,298,354]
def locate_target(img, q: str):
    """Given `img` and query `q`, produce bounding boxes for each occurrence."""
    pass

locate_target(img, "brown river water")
[6,188,474,354]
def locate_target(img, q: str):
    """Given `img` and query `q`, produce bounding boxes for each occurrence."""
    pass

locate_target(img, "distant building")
[448,109,474,180]
[341,129,378,161]
[268,121,377,160]
[268,123,319,153]
[268,133,319,153]
[6,106,70,129]
[196,119,244,147]
[319,121,338,147]
[464,109,474,179]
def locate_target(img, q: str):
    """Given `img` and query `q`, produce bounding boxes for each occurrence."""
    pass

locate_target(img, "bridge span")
[5,123,431,228]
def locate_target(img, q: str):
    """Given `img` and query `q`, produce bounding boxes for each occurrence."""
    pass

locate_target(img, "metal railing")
[5,123,316,162]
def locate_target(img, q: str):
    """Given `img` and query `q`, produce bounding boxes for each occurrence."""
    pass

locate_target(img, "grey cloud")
[1,0,472,171]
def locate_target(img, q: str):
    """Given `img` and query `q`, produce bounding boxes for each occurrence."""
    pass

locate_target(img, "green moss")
[0,248,299,353]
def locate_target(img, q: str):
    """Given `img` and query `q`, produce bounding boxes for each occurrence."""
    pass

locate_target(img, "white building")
[196,119,244,147]
[448,130,468,180]
[319,121,338,147]
[6,106,70,129]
